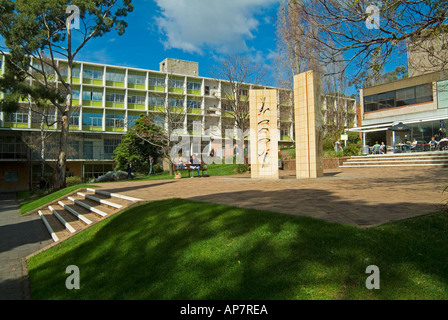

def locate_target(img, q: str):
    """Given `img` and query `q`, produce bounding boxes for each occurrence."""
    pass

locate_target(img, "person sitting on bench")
[189,154,201,177]
[176,157,187,173]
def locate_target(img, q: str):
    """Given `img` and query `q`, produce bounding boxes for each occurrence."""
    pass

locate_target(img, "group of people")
[371,141,387,154]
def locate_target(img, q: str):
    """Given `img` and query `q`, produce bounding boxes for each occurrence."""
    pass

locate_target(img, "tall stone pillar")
[294,71,324,178]
[249,89,278,179]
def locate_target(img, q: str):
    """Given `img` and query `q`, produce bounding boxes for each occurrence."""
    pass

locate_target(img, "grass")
[18,164,241,214]
[19,184,98,215]
[27,198,448,300]
[108,163,242,182]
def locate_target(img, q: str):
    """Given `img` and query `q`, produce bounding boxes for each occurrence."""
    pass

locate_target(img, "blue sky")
[74,0,280,85]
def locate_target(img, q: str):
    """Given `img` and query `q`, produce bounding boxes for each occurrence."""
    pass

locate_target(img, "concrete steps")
[38,188,141,243]
[342,151,448,167]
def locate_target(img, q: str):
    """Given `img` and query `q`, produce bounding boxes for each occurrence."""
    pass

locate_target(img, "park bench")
[173,162,208,178]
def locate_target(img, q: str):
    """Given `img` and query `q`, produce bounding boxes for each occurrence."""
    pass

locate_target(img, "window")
[83,141,94,159]
[396,87,416,107]
[5,113,28,124]
[416,83,433,103]
[148,96,165,106]
[82,113,102,127]
[149,75,165,87]
[169,97,184,107]
[106,91,125,103]
[187,81,201,91]
[378,91,395,109]
[128,94,146,105]
[363,83,434,113]
[187,100,201,109]
[58,65,80,78]
[105,114,124,128]
[169,78,184,89]
[104,138,120,157]
[128,73,146,85]
[106,70,125,83]
[83,89,103,101]
[83,67,103,80]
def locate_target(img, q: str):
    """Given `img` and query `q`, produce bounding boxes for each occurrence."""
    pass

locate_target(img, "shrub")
[236,164,249,173]
[65,176,82,187]
[152,163,164,174]
[343,145,360,157]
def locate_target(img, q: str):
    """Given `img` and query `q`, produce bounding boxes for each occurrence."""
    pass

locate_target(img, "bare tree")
[212,55,266,134]
[285,0,448,80]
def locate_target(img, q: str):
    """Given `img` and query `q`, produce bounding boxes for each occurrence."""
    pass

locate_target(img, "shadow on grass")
[27,197,448,300]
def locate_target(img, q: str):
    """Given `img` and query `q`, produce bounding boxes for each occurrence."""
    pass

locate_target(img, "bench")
[173,162,208,178]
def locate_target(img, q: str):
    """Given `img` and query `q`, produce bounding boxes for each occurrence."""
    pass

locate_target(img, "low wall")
[282,157,350,171]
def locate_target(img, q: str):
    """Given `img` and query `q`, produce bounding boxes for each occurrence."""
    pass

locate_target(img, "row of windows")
[364,83,433,112]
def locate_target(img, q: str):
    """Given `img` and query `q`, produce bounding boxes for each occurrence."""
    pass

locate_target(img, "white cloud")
[153,0,277,54]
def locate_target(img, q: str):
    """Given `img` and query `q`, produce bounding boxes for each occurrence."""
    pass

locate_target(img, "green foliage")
[236,163,249,173]
[343,145,360,157]
[113,115,164,174]
[65,176,82,187]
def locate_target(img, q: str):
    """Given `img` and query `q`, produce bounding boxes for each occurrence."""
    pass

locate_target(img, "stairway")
[341,151,448,168]
[37,188,141,243]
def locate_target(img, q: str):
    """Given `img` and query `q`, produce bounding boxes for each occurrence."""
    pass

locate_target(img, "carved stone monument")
[249,89,279,179]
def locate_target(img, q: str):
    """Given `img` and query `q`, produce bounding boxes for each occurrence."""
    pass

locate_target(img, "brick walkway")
[94,166,448,228]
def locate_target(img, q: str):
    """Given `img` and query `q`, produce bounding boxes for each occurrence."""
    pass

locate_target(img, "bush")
[152,163,164,174]
[236,164,249,173]
[343,145,360,157]
[66,176,82,187]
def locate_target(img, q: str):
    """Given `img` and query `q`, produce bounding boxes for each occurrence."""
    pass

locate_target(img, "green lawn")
[18,164,242,214]
[19,184,98,215]
[27,198,448,300]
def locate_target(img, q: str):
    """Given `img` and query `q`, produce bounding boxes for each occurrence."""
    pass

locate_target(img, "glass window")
[187,81,201,91]
[187,100,201,109]
[128,73,146,85]
[128,94,146,105]
[106,70,125,83]
[83,67,103,80]
[148,96,165,106]
[169,78,184,89]
[378,91,395,109]
[416,83,433,103]
[169,97,184,107]
[149,76,165,87]
[83,89,103,101]
[396,87,416,107]
[106,91,125,103]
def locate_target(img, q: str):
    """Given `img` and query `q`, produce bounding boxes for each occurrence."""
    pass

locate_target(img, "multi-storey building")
[0,56,357,191]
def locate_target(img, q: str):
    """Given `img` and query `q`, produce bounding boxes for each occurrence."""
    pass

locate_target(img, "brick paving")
[94,166,448,228]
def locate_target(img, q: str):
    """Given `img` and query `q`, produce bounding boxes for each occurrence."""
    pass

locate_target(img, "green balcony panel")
[106,81,125,88]
[128,104,146,110]
[129,83,146,90]
[105,102,125,109]
[105,127,125,132]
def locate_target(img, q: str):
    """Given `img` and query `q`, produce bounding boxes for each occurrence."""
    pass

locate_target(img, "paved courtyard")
[95,166,448,228]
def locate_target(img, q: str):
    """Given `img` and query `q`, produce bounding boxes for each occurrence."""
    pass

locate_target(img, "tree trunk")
[53,111,69,190]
